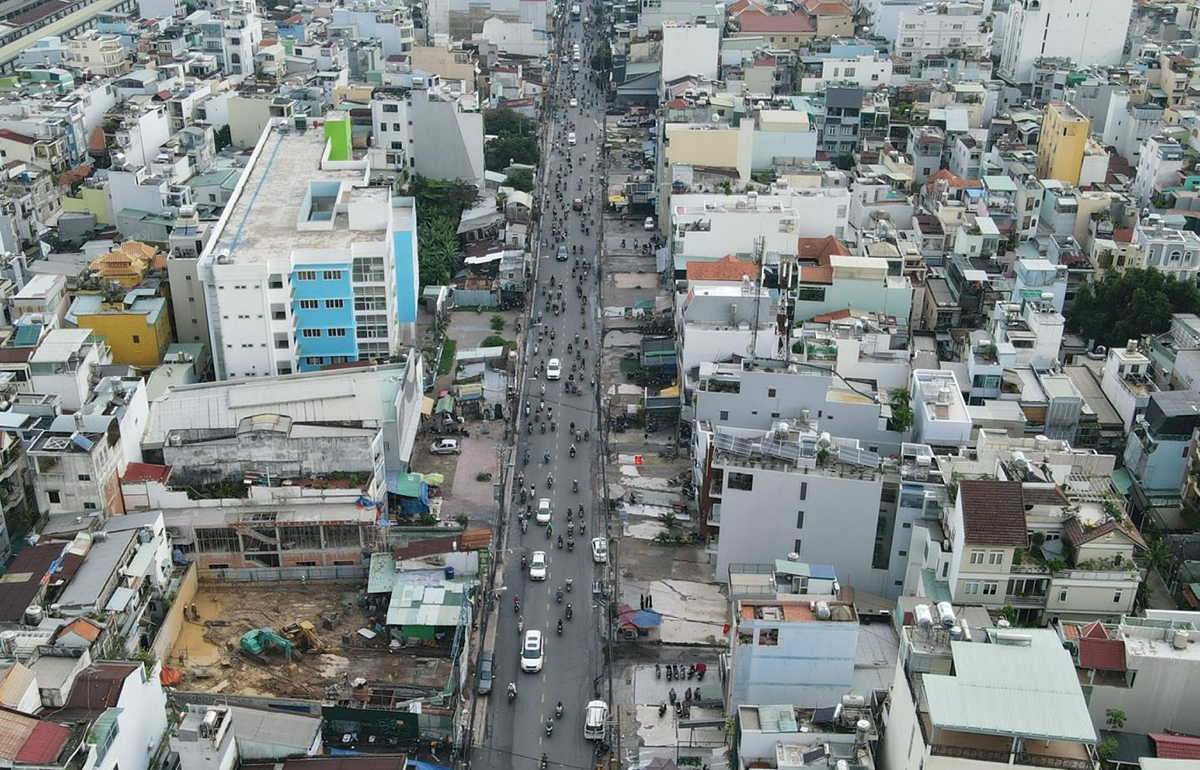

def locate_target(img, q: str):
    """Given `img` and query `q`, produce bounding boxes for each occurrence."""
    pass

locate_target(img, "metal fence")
[199,565,369,583]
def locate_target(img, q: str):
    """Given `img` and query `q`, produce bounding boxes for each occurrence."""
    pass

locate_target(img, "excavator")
[281,621,331,654]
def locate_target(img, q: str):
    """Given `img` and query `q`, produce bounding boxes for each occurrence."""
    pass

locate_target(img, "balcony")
[706,503,720,526]
[931,745,1011,764]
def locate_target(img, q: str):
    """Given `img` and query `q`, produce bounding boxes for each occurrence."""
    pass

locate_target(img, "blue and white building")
[199,114,420,380]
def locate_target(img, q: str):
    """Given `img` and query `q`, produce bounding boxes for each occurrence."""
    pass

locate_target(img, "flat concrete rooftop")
[213,126,375,265]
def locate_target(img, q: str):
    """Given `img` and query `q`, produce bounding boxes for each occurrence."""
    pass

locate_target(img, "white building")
[199,5,263,76]
[332,1,415,57]
[199,116,421,379]
[892,2,992,61]
[698,423,901,596]
[670,187,850,258]
[1134,135,1185,206]
[661,23,720,86]
[800,54,894,92]
[1064,612,1200,737]
[910,370,973,449]
[677,283,778,373]
[29,329,112,411]
[999,0,1132,83]
[1100,341,1157,432]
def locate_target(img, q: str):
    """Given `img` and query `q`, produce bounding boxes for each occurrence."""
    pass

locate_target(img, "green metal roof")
[920,568,953,604]
[922,629,1097,743]
[386,579,475,628]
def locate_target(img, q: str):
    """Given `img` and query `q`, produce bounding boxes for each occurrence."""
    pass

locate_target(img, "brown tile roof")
[801,0,851,14]
[1079,636,1126,672]
[812,308,853,323]
[958,480,1029,547]
[926,168,983,192]
[797,265,833,285]
[1062,516,1147,550]
[0,130,34,146]
[797,235,851,261]
[57,618,102,643]
[122,462,173,484]
[1020,485,1066,507]
[736,9,814,32]
[687,254,760,282]
[0,545,63,623]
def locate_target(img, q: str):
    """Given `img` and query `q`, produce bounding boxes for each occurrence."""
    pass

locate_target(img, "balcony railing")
[1005,594,1047,607]
[931,745,1011,764]
[1015,753,1093,770]
[1011,564,1050,574]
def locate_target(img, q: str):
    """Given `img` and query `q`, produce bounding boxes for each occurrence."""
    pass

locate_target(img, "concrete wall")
[714,461,890,595]
[162,429,379,485]
[1084,646,1200,735]
[150,562,198,662]
[411,96,484,186]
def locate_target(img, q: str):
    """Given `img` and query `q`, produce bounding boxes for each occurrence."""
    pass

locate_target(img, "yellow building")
[1036,102,1093,186]
[89,241,162,288]
[68,289,172,370]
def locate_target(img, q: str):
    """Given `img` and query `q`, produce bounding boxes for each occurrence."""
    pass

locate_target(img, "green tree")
[484,108,537,138]
[1097,737,1119,761]
[1105,709,1127,730]
[590,40,612,72]
[507,168,535,192]
[1144,537,1175,576]
[485,135,540,172]
[888,387,915,433]
[1066,269,1200,348]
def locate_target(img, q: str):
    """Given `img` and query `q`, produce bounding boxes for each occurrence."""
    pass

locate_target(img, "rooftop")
[958,480,1030,547]
[210,122,377,266]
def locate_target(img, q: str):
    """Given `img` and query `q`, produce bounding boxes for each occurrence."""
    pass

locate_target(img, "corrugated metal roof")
[923,630,1096,743]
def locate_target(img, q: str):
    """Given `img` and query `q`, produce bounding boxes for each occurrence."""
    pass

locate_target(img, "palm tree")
[659,512,678,529]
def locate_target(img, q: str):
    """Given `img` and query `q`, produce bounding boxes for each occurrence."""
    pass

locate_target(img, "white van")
[584,700,608,740]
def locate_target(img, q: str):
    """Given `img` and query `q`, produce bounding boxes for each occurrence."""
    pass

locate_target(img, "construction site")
[164,581,455,701]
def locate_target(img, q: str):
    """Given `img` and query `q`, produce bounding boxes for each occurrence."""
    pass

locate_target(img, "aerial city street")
[0,0,1197,767]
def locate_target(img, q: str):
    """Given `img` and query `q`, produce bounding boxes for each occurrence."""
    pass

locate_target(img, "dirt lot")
[167,582,452,699]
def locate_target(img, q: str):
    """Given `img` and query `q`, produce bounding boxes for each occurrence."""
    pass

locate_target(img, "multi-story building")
[66,291,172,372]
[697,422,915,597]
[28,329,112,411]
[892,2,991,62]
[1060,612,1200,737]
[1136,215,1200,282]
[910,370,973,449]
[1134,134,1184,206]
[1100,340,1157,432]
[907,438,1144,625]
[66,32,130,78]
[368,84,485,186]
[199,3,263,75]
[1037,103,1093,186]
[199,114,420,380]
[884,621,1099,770]
[820,88,864,158]
[728,595,859,710]
[999,0,1132,84]
[28,411,131,516]
[737,701,879,770]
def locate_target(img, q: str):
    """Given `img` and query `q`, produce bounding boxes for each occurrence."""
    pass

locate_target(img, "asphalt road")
[475,14,612,770]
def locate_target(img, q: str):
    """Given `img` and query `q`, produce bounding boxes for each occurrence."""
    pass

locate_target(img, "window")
[988,550,1004,565]
[727,472,754,491]
[302,328,322,338]
[800,482,807,501]
[796,511,805,529]
[768,388,777,397]
[322,270,343,281]
[982,582,998,596]
[719,410,729,421]
[269,275,283,289]
[131,335,140,344]
[296,270,316,281]
[797,286,826,301]
[969,550,985,565]
[78,474,91,481]
[325,299,345,309]
[758,628,779,646]
[84,502,97,510]
[794,539,803,555]
[299,299,319,309]
[47,490,61,504]
[1059,587,1069,602]
[963,581,979,595]
[392,122,402,131]
[1113,590,1123,603]
[328,328,347,337]
[382,103,398,113]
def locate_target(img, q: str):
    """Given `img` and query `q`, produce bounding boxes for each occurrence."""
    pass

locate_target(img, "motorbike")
[521,519,528,534]
[573,479,579,493]
[557,620,563,635]
[546,720,554,737]
[514,597,521,613]
[557,535,563,550]
[658,702,667,717]
[556,588,564,602]
[508,684,517,702]
[655,663,661,679]
[556,702,564,719]
[567,538,575,551]
[566,603,573,619]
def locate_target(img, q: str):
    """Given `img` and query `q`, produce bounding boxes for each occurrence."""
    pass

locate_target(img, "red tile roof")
[665,98,691,109]
[14,722,69,765]
[1080,620,1108,639]
[958,480,1030,547]
[688,254,760,282]
[926,168,983,191]
[1079,637,1126,672]
[797,265,833,285]
[736,9,814,33]
[122,462,172,484]
[1112,227,1135,243]
[1152,734,1200,760]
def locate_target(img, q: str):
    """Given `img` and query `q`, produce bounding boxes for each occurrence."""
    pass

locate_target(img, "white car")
[567,132,576,146]
[591,537,608,564]
[570,98,578,108]
[521,630,544,672]
[430,439,460,455]
[546,358,562,380]
[572,63,580,73]
[537,498,553,525]
[644,216,656,231]
[529,550,548,580]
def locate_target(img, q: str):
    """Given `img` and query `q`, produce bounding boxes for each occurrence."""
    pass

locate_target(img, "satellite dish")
[711,112,720,122]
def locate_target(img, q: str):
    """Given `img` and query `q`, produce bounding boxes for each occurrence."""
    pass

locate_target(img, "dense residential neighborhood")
[0,0,1197,767]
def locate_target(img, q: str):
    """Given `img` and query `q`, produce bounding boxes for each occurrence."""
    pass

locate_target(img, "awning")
[389,471,430,500]
[435,395,456,414]
[617,604,663,629]
[422,396,436,416]
[608,195,628,205]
